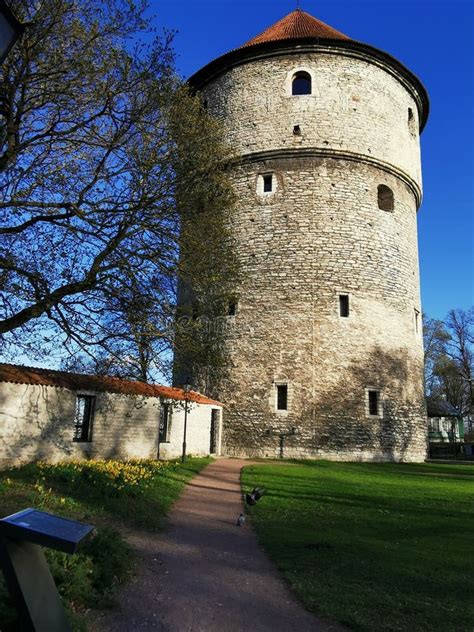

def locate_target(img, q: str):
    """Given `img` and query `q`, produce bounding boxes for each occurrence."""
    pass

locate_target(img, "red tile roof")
[0,363,221,406]
[241,9,350,48]
[189,9,428,133]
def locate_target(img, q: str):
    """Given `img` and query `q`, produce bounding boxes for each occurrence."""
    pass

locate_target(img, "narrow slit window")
[368,390,379,416]
[228,299,238,316]
[414,308,420,334]
[263,174,273,193]
[73,395,95,442]
[408,107,416,135]
[292,71,312,95]
[277,384,288,411]
[192,301,200,320]
[378,185,394,211]
[339,294,349,317]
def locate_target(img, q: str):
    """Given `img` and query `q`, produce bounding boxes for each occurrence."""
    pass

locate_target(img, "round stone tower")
[187,9,430,461]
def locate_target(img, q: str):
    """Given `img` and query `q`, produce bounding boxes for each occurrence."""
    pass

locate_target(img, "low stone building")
[0,364,222,469]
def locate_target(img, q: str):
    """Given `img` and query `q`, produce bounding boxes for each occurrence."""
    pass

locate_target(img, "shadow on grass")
[2,458,212,532]
[241,461,474,632]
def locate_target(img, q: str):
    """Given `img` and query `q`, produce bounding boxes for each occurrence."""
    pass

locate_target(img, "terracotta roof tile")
[0,363,221,406]
[241,9,350,48]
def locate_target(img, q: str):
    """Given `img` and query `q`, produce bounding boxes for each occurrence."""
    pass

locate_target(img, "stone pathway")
[89,459,346,632]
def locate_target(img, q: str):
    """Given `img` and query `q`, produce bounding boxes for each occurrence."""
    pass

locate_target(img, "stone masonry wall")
[196,47,427,462]
[0,382,222,468]
[201,50,423,193]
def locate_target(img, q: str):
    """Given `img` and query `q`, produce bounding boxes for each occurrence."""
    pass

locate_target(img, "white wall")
[0,382,222,468]
[158,400,222,459]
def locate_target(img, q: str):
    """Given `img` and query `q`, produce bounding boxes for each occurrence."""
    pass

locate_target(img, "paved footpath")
[89,458,346,632]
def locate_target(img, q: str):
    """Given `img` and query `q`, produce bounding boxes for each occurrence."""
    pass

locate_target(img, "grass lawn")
[0,456,211,630]
[242,461,473,632]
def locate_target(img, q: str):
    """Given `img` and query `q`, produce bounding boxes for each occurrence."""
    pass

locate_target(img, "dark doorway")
[210,409,220,454]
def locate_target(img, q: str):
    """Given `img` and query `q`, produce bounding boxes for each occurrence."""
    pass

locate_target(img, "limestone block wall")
[0,382,222,468]
[217,157,427,461]
[184,42,429,462]
[201,50,423,196]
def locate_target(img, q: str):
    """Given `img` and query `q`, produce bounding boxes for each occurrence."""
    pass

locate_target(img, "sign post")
[0,508,94,631]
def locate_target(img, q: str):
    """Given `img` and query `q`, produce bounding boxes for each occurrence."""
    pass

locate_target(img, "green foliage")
[0,527,130,629]
[170,87,241,394]
[242,460,474,632]
[0,580,17,631]
[45,549,96,606]
[80,528,132,602]
[44,527,132,608]
[0,457,211,626]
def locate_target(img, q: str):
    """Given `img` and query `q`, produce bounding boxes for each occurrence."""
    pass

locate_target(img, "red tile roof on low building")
[241,9,350,48]
[0,363,221,406]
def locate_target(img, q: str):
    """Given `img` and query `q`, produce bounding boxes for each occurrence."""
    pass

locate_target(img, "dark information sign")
[0,508,94,554]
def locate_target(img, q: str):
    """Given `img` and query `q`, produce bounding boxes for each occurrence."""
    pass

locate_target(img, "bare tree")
[424,308,474,424]
[423,314,449,396]
[444,308,474,425]
[0,0,238,379]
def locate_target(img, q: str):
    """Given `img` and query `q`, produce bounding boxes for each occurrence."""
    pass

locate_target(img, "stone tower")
[186,9,429,461]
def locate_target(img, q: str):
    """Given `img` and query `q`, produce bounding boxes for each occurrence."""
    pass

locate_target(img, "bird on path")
[236,513,246,526]
[245,487,266,506]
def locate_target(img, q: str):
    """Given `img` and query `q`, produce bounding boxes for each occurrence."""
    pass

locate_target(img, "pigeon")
[245,486,266,506]
[236,513,246,526]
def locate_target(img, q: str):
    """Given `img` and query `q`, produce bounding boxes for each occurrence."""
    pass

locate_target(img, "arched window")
[377,185,394,211]
[292,71,311,96]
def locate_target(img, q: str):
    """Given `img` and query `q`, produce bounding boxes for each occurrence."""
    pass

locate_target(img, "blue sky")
[149,0,474,320]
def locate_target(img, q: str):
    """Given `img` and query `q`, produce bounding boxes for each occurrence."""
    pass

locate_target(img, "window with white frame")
[276,384,288,411]
[339,294,350,317]
[257,173,276,196]
[366,389,382,417]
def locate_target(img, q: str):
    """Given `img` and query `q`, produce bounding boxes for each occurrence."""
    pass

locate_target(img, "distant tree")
[423,314,449,396]
[0,0,238,381]
[423,308,474,426]
[443,308,474,425]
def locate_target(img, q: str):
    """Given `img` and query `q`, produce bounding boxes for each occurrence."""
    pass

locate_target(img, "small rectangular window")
[339,294,349,317]
[228,300,238,316]
[368,390,379,416]
[263,174,273,193]
[73,395,94,442]
[277,384,288,411]
[159,403,172,443]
